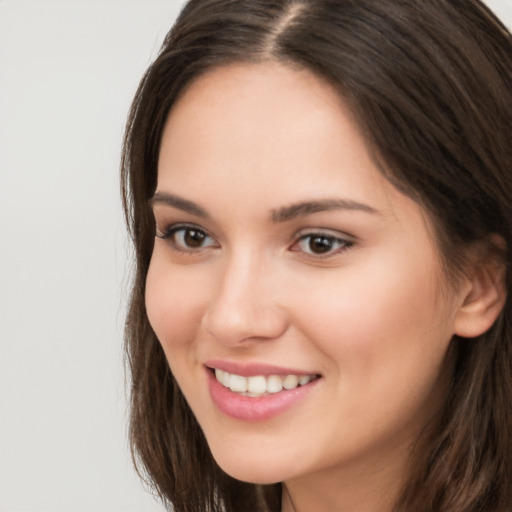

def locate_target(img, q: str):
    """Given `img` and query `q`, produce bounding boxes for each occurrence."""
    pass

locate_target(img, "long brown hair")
[121,1,512,510]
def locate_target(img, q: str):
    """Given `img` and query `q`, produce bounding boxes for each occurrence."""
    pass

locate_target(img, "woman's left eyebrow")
[271,198,380,223]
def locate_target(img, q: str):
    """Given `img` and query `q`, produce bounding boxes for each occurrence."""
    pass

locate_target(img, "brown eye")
[156,224,218,251]
[183,228,206,247]
[173,227,216,249]
[292,232,352,257]
[308,235,335,254]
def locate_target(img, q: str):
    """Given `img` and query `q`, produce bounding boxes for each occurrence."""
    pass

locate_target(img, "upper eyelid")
[294,227,355,242]
[156,221,214,237]
[160,221,207,231]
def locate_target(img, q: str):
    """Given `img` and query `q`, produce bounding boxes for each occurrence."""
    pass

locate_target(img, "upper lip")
[204,359,319,377]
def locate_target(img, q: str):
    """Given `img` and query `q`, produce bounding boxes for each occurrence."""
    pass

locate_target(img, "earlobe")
[454,243,507,338]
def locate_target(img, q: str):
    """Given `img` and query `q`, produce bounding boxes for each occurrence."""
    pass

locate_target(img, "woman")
[121,1,512,510]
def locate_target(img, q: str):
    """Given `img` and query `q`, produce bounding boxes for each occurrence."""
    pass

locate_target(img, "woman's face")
[146,62,466,487]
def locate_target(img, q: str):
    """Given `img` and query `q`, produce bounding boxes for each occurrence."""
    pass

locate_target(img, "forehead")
[159,64,381,195]
[160,62,350,162]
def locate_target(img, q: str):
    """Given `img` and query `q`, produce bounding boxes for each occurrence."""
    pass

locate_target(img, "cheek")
[145,256,208,354]
[289,252,453,388]
[145,256,218,415]
[288,261,454,450]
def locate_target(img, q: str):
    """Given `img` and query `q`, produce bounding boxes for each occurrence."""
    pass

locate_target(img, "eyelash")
[155,224,354,257]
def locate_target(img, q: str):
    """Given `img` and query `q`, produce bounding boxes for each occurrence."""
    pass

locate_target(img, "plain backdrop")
[0,1,511,511]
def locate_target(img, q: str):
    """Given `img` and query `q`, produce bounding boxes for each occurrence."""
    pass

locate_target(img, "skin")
[145,62,492,512]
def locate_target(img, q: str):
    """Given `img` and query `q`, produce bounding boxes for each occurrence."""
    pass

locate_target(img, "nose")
[201,250,289,346]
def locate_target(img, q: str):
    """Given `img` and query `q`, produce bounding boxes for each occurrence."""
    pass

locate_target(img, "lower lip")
[206,369,320,421]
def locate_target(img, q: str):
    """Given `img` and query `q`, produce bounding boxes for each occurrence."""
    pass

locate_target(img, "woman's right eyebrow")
[149,191,210,218]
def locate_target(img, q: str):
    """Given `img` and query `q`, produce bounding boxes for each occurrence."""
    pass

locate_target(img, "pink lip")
[205,366,321,422]
[204,359,317,377]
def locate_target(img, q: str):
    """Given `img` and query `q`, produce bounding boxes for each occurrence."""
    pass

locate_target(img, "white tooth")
[215,369,224,383]
[283,374,299,390]
[267,375,283,393]
[299,375,312,386]
[229,373,248,393]
[247,375,267,394]
[222,371,231,388]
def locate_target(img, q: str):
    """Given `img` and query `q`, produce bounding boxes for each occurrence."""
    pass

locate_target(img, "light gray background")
[0,1,511,511]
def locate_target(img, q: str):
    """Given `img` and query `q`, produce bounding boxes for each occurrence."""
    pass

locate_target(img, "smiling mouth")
[212,368,320,397]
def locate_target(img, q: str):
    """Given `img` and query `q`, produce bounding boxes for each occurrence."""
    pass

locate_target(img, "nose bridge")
[201,245,287,344]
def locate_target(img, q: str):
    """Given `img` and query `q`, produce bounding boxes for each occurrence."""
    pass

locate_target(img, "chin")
[209,445,292,485]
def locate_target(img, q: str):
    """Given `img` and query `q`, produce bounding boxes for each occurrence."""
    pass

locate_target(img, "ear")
[454,237,507,338]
